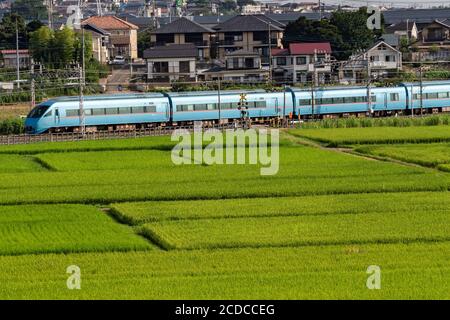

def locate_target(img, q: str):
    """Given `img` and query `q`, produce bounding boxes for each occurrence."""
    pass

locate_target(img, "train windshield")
[28,105,50,118]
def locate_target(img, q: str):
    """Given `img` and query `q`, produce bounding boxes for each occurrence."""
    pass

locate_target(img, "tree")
[283,8,383,60]
[330,8,379,59]
[137,28,153,57]
[52,27,76,67]
[221,0,237,13]
[237,0,255,7]
[26,20,44,34]
[11,0,47,21]
[29,26,53,64]
[0,13,27,49]
[283,17,343,57]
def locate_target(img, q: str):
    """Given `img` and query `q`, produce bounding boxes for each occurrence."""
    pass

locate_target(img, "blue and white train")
[25,81,450,134]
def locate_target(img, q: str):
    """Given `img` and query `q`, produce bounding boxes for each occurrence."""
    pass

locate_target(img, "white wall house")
[271,42,332,84]
[339,41,402,84]
[144,44,197,82]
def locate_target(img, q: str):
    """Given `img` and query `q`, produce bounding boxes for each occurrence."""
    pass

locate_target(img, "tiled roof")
[82,16,138,30]
[271,48,289,56]
[386,21,416,32]
[289,42,331,55]
[272,43,332,56]
[153,17,214,34]
[225,49,259,57]
[1,49,29,54]
[143,43,197,59]
[383,8,450,25]
[214,15,284,32]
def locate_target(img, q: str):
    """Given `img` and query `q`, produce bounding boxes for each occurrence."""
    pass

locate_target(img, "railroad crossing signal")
[238,93,249,120]
[238,93,248,109]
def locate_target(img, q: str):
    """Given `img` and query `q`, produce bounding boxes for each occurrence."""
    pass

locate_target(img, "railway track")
[0,124,243,145]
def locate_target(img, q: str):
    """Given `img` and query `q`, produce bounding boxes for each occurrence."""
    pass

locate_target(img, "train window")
[85,109,92,116]
[66,109,79,117]
[255,101,266,108]
[132,106,145,113]
[427,93,438,99]
[219,103,230,109]
[146,106,157,113]
[119,107,131,114]
[438,92,449,99]
[344,97,354,103]
[371,95,377,102]
[298,99,311,106]
[207,103,216,110]
[105,108,118,115]
[413,94,421,100]
[354,96,365,103]
[390,93,400,101]
[92,108,105,116]
[43,110,52,117]
[334,97,344,104]
[194,104,207,111]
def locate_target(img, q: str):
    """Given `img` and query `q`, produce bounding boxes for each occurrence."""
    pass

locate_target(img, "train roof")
[401,80,450,86]
[165,89,267,97]
[45,93,166,103]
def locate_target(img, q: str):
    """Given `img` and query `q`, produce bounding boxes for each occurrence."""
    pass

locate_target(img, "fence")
[0,123,238,145]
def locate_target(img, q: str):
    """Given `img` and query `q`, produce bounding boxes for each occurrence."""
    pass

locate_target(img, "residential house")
[412,19,450,61]
[82,23,111,64]
[144,43,197,82]
[339,41,402,84]
[213,14,284,64]
[150,17,214,61]
[0,49,30,68]
[271,42,332,84]
[203,49,268,82]
[385,21,419,40]
[82,16,139,60]
[241,5,265,15]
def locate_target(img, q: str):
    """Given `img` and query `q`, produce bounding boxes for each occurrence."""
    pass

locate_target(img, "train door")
[274,98,280,116]
[54,108,60,125]
[384,93,388,111]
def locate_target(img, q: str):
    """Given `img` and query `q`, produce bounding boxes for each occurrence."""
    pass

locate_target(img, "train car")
[167,90,294,124]
[25,93,170,134]
[292,85,408,117]
[402,80,450,114]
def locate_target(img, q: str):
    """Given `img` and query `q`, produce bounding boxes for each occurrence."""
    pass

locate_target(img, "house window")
[386,55,396,62]
[276,57,286,65]
[179,61,190,73]
[245,57,254,68]
[153,62,168,73]
[296,56,307,65]
[233,58,240,68]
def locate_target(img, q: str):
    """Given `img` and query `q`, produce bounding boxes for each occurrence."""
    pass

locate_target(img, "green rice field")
[0,124,449,299]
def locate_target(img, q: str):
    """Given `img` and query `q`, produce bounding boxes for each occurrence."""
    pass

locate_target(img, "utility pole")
[268,21,272,84]
[367,52,372,115]
[47,0,53,29]
[217,78,221,124]
[96,0,102,16]
[16,18,20,89]
[318,0,322,20]
[30,60,35,111]
[79,28,86,135]
[419,65,423,117]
